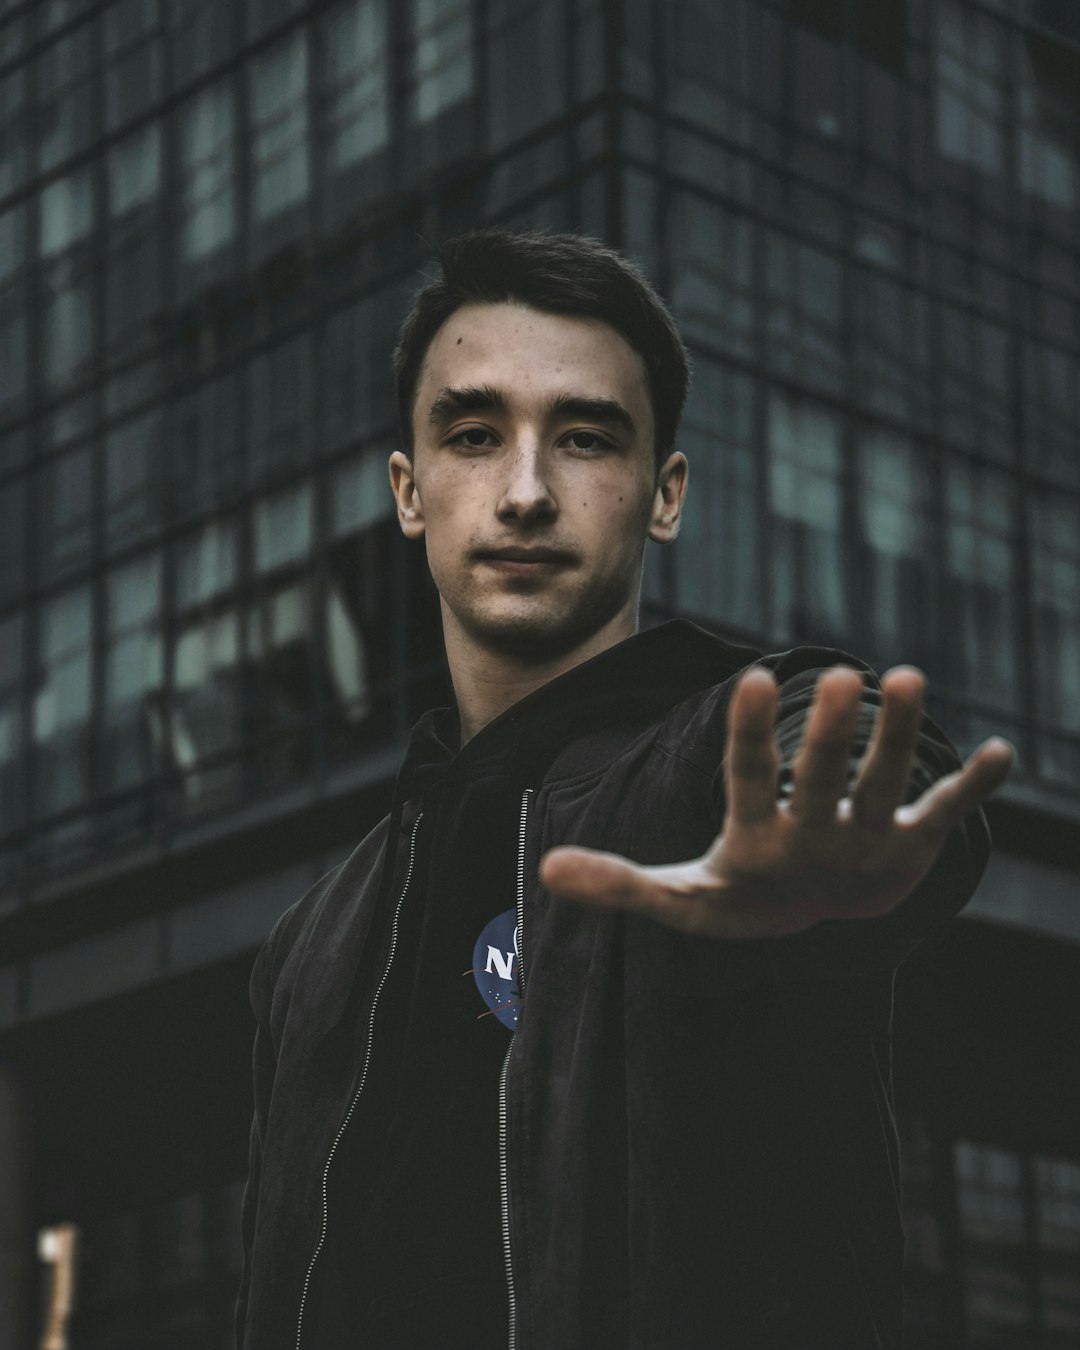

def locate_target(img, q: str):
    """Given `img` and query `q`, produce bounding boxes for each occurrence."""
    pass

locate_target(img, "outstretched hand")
[539,665,1014,940]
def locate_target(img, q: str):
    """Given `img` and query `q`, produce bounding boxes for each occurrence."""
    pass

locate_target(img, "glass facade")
[0,1,1078,1346]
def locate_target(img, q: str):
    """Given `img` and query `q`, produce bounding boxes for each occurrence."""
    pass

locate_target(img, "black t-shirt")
[311,783,520,1349]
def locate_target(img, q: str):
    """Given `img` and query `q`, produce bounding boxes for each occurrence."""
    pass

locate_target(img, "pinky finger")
[896,738,1014,831]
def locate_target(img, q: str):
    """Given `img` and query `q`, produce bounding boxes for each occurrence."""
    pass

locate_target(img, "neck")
[442,604,640,748]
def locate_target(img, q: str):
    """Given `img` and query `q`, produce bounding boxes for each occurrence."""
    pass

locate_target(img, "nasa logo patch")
[470,909,521,1030]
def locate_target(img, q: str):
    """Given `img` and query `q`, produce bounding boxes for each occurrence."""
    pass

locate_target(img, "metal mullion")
[1021,1153,1047,1348]
[311,460,330,790]
[603,0,622,249]
[651,0,678,619]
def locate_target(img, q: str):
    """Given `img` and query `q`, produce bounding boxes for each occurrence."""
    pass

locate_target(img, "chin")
[459,591,631,661]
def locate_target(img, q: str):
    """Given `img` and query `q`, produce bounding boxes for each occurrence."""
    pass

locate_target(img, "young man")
[235,230,1013,1349]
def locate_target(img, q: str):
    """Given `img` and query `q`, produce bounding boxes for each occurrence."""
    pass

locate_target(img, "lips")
[474,547,576,564]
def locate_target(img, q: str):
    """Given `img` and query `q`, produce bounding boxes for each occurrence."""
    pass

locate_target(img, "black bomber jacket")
[235,620,991,1350]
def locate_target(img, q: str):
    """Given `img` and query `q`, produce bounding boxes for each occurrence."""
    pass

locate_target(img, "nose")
[496,442,557,525]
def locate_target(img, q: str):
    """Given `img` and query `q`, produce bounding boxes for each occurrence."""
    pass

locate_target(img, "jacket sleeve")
[716,648,992,978]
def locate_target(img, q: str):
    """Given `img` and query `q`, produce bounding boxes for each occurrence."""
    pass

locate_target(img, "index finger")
[724,666,780,826]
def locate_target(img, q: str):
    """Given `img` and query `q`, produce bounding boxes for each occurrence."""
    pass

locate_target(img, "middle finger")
[787,667,866,826]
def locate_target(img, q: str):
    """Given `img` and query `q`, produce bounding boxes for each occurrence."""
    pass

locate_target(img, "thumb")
[539,846,654,910]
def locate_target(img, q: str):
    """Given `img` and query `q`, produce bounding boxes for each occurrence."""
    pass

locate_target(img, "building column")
[0,1061,33,1350]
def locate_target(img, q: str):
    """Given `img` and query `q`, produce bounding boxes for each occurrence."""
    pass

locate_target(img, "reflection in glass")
[105,410,162,549]
[179,80,236,260]
[0,476,25,603]
[40,165,94,256]
[858,430,935,673]
[934,1,1005,175]
[1028,492,1080,785]
[36,27,95,172]
[768,392,847,643]
[108,122,162,216]
[0,614,23,831]
[37,445,93,581]
[32,585,92,818]
[944,459,1019,716]
[323,0,389,171]
[412,0,474,124]
[43,279,93,389]
[249,33,310,222]
[254,482,313,574]
[667,192,755,359]
[248,333,314,477]
[104,555,163,791]
[955,1140,1034,1348]
[172,520,242,809]
[325,452,395,748]
[672,358,760,633]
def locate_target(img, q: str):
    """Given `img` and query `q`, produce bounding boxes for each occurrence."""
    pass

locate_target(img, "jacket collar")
[397,618,763,797]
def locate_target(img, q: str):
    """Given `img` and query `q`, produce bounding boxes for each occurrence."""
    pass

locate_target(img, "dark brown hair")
[392,228,691,474]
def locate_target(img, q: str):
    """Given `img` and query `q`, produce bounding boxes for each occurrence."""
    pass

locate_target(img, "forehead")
[416,301,651,419]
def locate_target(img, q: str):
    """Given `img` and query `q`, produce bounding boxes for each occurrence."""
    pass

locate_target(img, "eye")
[448,426,496,448]
[564,431,612,453]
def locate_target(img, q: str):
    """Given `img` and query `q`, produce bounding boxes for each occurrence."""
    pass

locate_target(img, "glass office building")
[0,0,1078,1344]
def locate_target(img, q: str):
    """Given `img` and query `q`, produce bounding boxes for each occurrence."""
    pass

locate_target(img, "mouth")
[473,548,577,572]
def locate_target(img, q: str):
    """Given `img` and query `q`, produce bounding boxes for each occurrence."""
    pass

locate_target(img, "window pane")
[858,429,936,672]
[248,332,314,476]
[332,450,392,537]
[322,0,389,171]
[169,373,241,517]
[319,291,400,450]
[768,391,847,643]
[35,26,95,173]
[43,280,93,389]
[247,577,316,784]
[176,520,238,610]
[944,459,1020,729]
[32,584,93,817]
[0,476,26,603]
[485,0,566,149]
[179,80,236,260]
[249,32,310,222]
[673,358,760,631]
[667,191,756,359]
[955,1140,1034,1346]
[1028,491,1080,786]
[412,0,474,124]
[108,121,162,215]
[0,202,26,281]
[935,3,1005,176]
[105,3,164,131]
[37,444,93,581]
[0,68,30,195]
[0,299,28,415]
[172,610,242,811]
[104,554,163,790]
[254,482,313,572]
[0,614,24,830]
[40,165,95,255]
[325,455,397,758]
[105,410,162,550]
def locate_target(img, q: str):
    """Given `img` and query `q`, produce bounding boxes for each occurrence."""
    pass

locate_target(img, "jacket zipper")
[294,810,424,1350]
[501,787,532,1350]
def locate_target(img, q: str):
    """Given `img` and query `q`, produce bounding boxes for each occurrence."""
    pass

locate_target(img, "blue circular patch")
[471,909,521,1030]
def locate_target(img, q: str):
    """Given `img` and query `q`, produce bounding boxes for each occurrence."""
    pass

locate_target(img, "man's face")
[389,301,686,661]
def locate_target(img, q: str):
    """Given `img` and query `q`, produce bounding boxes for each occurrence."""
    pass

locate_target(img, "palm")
[539,664,1014,941]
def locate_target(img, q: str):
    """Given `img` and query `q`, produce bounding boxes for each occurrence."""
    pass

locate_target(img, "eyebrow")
[427,384,638,438]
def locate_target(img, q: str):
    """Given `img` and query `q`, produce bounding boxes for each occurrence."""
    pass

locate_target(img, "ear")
[389,450,425,540]
[648,451,688,544]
